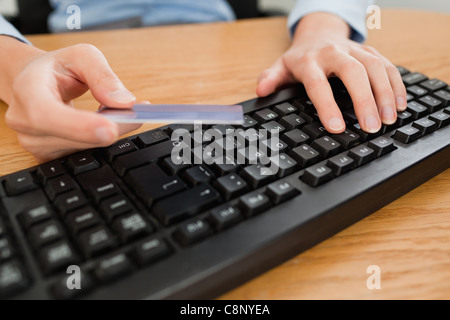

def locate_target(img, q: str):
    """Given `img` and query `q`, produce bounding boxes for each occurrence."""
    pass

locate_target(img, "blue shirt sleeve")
[0,15,31,44]
[288,0,375,43]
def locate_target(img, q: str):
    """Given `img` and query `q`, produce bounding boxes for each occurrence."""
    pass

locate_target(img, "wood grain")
[0,9,449,299]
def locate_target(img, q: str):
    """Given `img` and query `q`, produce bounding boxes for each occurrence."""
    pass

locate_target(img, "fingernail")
[365,115,380,133]
[95,126,116,143]
[381,107,396,124]
[396,96,406,110]
[109,89,136,104]
[328,117,345,131]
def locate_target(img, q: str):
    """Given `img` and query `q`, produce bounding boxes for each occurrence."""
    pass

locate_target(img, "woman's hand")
[256,12,407,134]
[1,37,141,161]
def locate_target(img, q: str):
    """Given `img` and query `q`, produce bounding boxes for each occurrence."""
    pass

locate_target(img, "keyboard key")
[266,180,300,204]
[302,122,327,140]
[135,129,169,148]
[20,204,54,230]
[289,144,321,168]
[331,129,360,149]
[183,165,215,186]
[87,182,120,204]
[174,219,213,246]
[4,171,38,196]
[273,102,297,116]
[396,110,413,127]
[215,173,249,200]
[161,156,191,175]
[342,109,358,124]
[412,118,438,135]
[326,154,355,176]
[45,174,77,200]
[279,114,306,130]
[153,184,221,226]
[0,218,5,237]
[396,66,409,76]
[348,145,376,166]
[65,206,102,235]
[238,191,271,217]
[0,237,14,262]
[433,90,450,106]
[112,140,175,176]
[38,241,80,275]
[407,101,428,119]
[78,226,118,259]
[261,121,286,136]
[112,213,152,243]
[67,153,99,175]
[0,260,30,298]
[209,125,234,138]
[253,108,278,123]
[269,153,298,177]
[240,164,276,189]
[311,136,341,158]
[50,270,93,299]
[29,220,64,249]
[208,204,243,231]
[54,190,88,216]
[282,129,310,148]
[210,161,240,177]
[402,72,427,86]
[419,95,442,113]
[36,161,65,183]
[99,194,134,222]
[391,126,422,144]
[301,164,334,187]
[239,115,258,129]
[125,163,187,207]
[368,137,396,157]
[406,93,414,102]
[95,253,133,283]
[429,111,450,128]
[299,108,319,123]
[420,78,447,91]
[134,237,171,267]
[104,139,137,162]
[261,138,289,156]
[407,85,428,97]
[166,124,195,135]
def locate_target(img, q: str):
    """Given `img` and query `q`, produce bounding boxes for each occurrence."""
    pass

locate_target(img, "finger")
[58,44,136,108]
[324,52,381,133]
[289,61,346,133]
[365,47,407,111]
[256,57,296,97]
[350,48,397,125]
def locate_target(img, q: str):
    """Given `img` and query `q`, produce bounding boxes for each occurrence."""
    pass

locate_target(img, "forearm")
[0,36,44,104]
[292,12,351,46]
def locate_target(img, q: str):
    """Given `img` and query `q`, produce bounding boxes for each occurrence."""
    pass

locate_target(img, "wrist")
[0,36,45,104]
[292,12,351,44]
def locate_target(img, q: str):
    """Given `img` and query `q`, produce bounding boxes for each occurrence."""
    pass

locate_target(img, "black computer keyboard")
[0,67,449,299]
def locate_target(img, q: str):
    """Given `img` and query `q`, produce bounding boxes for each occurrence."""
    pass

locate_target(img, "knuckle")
[322,43,341,54]
[296,53,316,66]
[72,43,102,56]
[341,59,365,74]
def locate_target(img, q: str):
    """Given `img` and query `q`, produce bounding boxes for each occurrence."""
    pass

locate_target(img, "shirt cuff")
[0,15,32,45]
[288,0,375,43]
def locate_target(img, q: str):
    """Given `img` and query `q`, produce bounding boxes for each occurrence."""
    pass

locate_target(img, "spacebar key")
[153,184,221,226]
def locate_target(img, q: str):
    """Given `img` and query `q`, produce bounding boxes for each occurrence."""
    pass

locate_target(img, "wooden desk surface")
[1,9,449,299]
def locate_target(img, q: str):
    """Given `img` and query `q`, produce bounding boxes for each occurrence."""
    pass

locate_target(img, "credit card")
[97,104,244,124]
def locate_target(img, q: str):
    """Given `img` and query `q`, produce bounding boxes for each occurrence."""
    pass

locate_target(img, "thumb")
[60,44,136,108]
[256,57,296,97]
